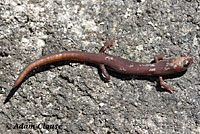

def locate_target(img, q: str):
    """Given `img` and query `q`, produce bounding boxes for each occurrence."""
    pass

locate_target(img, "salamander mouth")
[171,54,193,72]
[182,55,193,67]
[179,55,193,70]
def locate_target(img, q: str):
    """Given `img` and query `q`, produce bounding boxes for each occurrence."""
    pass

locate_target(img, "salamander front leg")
[154,55,166,62]
[159,76,173,93]
[99,40,114,53]
[98,40,114,80]
[154,55,173,93]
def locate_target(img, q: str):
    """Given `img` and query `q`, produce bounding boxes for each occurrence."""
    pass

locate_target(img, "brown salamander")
[4,40,193,104]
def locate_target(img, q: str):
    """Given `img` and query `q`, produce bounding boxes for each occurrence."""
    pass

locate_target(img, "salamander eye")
[181,54,187,57]
[183,60,190,67]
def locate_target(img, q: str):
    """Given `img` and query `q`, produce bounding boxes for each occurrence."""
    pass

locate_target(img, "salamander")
[4,40,193,104]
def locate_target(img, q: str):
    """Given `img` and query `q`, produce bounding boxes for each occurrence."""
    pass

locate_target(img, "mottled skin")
[4,40,193,104]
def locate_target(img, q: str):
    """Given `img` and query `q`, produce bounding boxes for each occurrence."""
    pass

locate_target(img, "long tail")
[4,51,91,104]
[12,51,87,89]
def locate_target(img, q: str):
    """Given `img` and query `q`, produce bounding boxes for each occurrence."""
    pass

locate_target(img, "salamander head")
[170,54,193,72]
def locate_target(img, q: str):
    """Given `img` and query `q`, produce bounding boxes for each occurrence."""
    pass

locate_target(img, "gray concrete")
[0,0,199,133]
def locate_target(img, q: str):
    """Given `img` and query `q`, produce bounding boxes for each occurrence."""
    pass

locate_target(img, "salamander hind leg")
[99,64,110,81]
[98,40,114,80]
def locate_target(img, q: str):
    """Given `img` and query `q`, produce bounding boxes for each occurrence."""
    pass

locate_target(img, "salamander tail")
[4,87,18,104]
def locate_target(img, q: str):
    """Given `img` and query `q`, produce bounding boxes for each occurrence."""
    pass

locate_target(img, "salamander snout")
[180,54,193,68]
[172,54,193,72]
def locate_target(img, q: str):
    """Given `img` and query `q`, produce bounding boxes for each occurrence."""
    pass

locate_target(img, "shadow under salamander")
[103,69,187,93]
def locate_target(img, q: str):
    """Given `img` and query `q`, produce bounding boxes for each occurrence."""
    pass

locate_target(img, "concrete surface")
[0,0,199,133]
